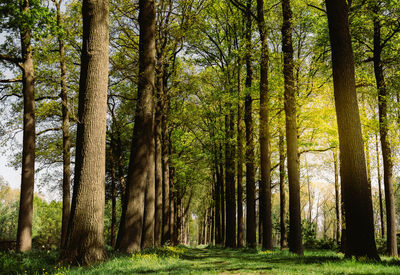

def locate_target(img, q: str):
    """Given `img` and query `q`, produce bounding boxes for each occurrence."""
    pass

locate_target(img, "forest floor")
[1,245,400,274]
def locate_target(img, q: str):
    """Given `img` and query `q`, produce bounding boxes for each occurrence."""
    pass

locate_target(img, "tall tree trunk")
[16,0,35,253]
[219,145,225,244]
[110,143,117,248]
[244,0,256,249]
[333,149,341,245]
[282,0,303,255]
[117,0,155,253]
[54,0,72,250]
[279,128,287,248]
[142,129,155,249]
[225,110,236,248]
[373,4,397,257]
[211,204,215,244]
[325,0,379,260]
[63,0,109,264]
[170,166,177,245]
[161,93,171,245]
[214,158,222,244]
[237,64,244,248]
[154,75,163,247]
[256,0,272,250]
[375,133,385,238]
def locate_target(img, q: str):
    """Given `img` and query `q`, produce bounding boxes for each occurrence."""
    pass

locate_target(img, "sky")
[0,156,20,189]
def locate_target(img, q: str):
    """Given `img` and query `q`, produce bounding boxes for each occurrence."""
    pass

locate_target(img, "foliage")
[0,179,62,249]
[0,177,19,240]
[32,197,62,250]
[301,219,317,248]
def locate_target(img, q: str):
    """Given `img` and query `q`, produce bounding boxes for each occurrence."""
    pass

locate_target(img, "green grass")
[1,246,400,274]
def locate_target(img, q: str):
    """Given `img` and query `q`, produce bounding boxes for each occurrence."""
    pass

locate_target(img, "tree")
[236,62,244,248]
[371,1,398,257]
[52,0,71,250]
[278,127,287,248]
[16,0,36,253]
[0,0,44,252]
[256,0,272,251]
[62,0,109,265]
[325,0,379,260]
[117,0,156,253]
[281,0,303,255]
[244,0,256,249]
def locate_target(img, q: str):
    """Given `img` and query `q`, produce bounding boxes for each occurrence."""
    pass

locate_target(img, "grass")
[1,246,400,274]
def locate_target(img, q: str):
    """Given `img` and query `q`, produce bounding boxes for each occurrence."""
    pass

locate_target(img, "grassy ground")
[1,246,400,274]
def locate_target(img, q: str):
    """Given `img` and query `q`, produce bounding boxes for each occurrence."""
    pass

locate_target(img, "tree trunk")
[256,0,272,250]
[154,74,163,247]
[110,143,117,248]
[225,110,236,248]
[375,133,385,238]
[244,0,256,249]
[325,0,379,260]
[142,129,155,249]
[333,149,341,245]
[117,0,155,253]
[219,145,225,244]
[279,128,287,248]
[282,0,303,255]
[214,156,222,244]
[373,4,397,257]
[63,0,109,264]
[54,0,72,250]
[237,64,244,248]
[16,0,35,253]
[170,166,177,245]
[161,92,171,245]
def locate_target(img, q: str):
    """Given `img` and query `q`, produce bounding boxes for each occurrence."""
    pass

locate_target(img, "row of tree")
[0,0,399,266]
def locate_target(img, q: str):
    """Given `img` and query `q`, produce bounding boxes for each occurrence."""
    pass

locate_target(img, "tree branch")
[0,93,22,101]
[299,146,336,155]
[0,77,22,83]
[37,127,62,136]
[0,54,23,65]
[307,3,326,14]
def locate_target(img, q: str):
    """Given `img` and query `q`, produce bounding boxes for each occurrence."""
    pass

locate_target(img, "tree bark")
[110,142,117,248]
[237,64,244,248]
[279,128,287,248]
[214,154,222,244]
[225,111,236,248]
[282,0,303,255]
[219,145,225,244]
[375,133,385,238]
[55,0,71,250]
[16,0,35,253]
[161,90,171,245]
[154,74,163,247]
[142,127,155,249]
[63,0,109,264]
[170,170,177,245]
[244,0,256,249]
[117,0,155,253]
[256,0,272,250]
[325,0,379,260]
[333,149,341,245]
[373,4,397,257]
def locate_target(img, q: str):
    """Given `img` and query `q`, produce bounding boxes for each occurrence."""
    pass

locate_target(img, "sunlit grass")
[1,246,400,274]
